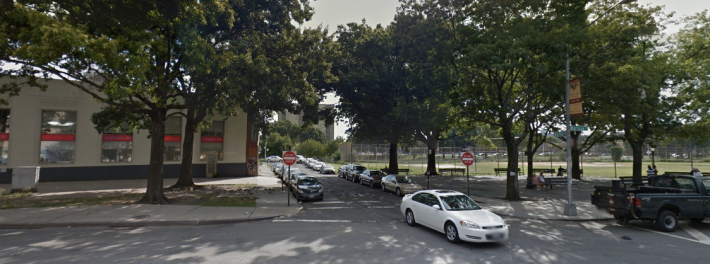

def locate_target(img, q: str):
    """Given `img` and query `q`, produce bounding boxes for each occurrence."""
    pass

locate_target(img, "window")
[0,109,9,165]
[101,125,132,163]
[200,121,224,161]
[40,111,76,164]
[164,116,182,161]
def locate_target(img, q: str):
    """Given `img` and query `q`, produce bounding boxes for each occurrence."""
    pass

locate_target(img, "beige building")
[278,104,335,142]
[0,78,258,183]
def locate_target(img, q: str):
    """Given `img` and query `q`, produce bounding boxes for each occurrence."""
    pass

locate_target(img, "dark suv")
[345,164,367,182]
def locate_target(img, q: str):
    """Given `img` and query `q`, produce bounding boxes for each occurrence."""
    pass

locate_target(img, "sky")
[303,0,710,140]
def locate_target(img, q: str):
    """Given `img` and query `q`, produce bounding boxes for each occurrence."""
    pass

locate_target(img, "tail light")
[633,198,642,207]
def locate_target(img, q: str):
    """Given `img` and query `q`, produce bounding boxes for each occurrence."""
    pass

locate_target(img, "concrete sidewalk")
[410,174,615,221]
[0,164,302,229]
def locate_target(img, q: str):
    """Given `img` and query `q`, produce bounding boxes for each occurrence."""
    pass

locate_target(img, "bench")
[439,168,466,176]
[542,177,575,189]
[532,168,556,176]
[381,168,411,175]
[494,168,521,176]
[619,176,649,186]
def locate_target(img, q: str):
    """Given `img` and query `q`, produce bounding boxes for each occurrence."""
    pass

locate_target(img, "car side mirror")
[432,204,441,210]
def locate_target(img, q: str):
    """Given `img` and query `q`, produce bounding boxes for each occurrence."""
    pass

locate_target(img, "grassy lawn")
[327,159,708,178]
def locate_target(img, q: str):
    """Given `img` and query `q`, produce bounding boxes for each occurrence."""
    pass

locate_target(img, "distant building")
[278,104,335,142]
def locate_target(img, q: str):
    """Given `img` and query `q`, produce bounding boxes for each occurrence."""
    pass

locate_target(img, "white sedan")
[400,190,508,243]
[265,156,282,162]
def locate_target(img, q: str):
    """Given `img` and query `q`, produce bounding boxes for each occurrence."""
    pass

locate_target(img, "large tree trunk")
[571,148,582,180]
[503,128,521,201]
[172,116,198,188]
[630,140,644,185]
[525,133,535,189]
[139,111,169,204]
[388,141,399,175]
[426,139,438,175]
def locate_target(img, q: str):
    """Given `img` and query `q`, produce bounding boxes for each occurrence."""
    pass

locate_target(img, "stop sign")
[461,152,474,166]
[282,151,297,166]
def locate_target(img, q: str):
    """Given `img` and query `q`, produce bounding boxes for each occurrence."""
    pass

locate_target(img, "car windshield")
[323,165,333,168]
[354,166,366,172]
[396,177,415,184]
[440,195,481,211]
[371,171,384,176]
[298,177,320,186]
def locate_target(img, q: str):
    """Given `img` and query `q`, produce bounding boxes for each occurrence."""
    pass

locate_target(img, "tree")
[393,0,458,175]
[452,0,580,200]
[1,0,327,201]
[581,1,681,184]
[259,133,293,157]
[296,139,327,159]
[332,22,413,175]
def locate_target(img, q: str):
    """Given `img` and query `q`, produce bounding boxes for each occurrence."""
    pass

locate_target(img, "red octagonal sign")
[282,151,297,166]
[461,152,474,166]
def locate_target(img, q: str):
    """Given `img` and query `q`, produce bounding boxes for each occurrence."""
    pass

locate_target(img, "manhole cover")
[131,215,151,220]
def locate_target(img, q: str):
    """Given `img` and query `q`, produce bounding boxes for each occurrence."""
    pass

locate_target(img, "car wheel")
[445,222,461,243]
[656,210,679,232]
[396,188,402,197]
[406,209,416,226]
[359,179,363,185]
[352,176,356,183]
[370,181,374,188]
[382,184,387,192]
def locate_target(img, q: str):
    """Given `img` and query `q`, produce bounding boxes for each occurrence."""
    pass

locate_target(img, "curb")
[0,207,304,230]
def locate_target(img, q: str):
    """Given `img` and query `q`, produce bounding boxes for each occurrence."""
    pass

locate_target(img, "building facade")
[278,104,335,142]
[0,78,255,183]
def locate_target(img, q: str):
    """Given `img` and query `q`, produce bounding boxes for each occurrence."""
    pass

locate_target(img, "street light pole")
[563,0,635,217]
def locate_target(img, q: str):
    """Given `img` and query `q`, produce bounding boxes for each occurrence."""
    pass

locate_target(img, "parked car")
[592,175,710,232]
[282,168,302,182]
[382,174,422,196]
[359,169,386,188]
[291,176,324,201]
[345,165,367,182]
[306,159,316,168]
[297,155,306,164]
[320,164,335,174]
[266,155,282,162]
[400,190,508,243]
[313,162,325,171]
[337,165,348,178]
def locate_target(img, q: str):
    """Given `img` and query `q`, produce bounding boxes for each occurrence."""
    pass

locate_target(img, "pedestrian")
[653,165,658,176]
[557,166,564,176]
[532,173,540,191]
[538,172,547,191]
[647,165,655,185]
[692,167,703,177]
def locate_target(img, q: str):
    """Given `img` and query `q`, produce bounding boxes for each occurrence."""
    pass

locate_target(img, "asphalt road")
[1,162,710,263]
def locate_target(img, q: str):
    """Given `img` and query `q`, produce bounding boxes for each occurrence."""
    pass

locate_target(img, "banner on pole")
[569,78,584,117]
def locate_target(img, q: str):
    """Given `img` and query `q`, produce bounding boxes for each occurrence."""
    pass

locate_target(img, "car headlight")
[460,220,481,229]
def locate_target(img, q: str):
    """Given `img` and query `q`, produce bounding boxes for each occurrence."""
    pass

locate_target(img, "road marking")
[312,201,345,204]
[630,226,710,246]
[307,207,354,210]
[681,224,710,243]
[273,219,353,223]
[367,206,395,209]
[358,201,381,203]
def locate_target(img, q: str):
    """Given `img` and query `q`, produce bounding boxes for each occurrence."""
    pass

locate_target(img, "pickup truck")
[591,175,710,232]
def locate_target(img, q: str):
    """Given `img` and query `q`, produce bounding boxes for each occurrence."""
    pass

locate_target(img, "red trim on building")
[201,137,223,143]
[164,135,182,142]
[0,133,8,141]
[41,134,76,141]
[102,135,133,142]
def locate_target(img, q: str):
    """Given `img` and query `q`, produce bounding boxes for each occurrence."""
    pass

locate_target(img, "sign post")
[283,151,297,207]
[461,152,475,196]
